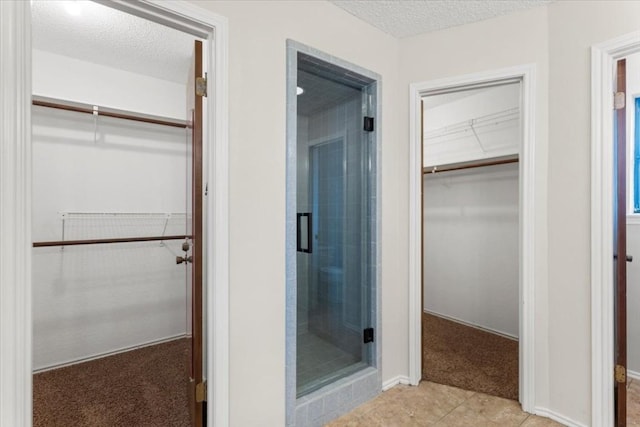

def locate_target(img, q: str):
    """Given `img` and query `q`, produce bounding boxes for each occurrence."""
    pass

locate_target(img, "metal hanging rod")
[32,95,188,129]
[32,234,191,248]
[423,157,518,175]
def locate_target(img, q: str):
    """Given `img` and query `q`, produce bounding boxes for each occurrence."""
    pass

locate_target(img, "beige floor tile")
[359,397,433,427]
[325,415,366,427]
[444,392,528,426]
[629,379,640,426]
[433,404,502,427]
[325,381,526,427]
[520,415,564,426]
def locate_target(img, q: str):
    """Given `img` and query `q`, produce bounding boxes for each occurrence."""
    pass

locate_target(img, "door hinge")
[614,92,625,110]
[363,327,374,343]
[363,116,374,132]
[196,73,208,98]
[196,381,207,402]
[615,364,626,383]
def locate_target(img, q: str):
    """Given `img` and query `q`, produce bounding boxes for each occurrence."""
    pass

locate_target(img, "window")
[635,97,640,213]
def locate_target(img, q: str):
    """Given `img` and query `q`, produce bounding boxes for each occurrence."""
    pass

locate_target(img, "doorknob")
[182,241,190,252]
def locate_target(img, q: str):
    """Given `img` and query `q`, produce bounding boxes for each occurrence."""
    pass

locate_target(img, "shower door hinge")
[363,327,375,343]
[196,73,208,98]
[363,116,374,132]
[615,364,626,383]
[196,381,207,402]
[614,91,625,110]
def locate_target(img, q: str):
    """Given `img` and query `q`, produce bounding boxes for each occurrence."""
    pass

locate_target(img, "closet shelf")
[423,107,519,142]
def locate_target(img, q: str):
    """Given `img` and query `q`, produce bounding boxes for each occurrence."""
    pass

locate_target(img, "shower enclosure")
[290,46,379,407]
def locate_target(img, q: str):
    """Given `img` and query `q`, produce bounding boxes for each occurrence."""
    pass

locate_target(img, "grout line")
[518,414,531,425]
[432,391,477,424]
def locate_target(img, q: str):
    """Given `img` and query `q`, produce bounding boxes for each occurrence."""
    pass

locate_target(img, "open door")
[185,39,205,427]
[614,57,628,427]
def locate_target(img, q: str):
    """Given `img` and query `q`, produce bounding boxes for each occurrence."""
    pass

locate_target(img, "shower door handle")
[297,212,312,253]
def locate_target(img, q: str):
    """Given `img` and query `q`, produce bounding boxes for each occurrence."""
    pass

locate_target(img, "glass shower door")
[296,54,375,397]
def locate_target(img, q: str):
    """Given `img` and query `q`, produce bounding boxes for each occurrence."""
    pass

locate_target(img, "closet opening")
[30,1,207,425]
[421,81,522,401]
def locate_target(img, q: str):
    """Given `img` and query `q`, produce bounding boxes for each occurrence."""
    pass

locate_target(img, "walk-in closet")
[31,2,205,425]
[421,81,521,400]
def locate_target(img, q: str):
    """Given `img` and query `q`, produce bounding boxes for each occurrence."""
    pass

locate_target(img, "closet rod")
[423,157,518,175]
[33,234,191,248]
[32,96,188,129]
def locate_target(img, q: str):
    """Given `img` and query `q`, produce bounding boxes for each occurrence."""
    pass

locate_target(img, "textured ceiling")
[330,0,552,38]
[31,0,195,84]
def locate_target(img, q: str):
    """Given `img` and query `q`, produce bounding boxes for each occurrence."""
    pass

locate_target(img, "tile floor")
[297,332,359,397]
[325,381,561,427]
[327,378,640,426]
[629,378,640,426]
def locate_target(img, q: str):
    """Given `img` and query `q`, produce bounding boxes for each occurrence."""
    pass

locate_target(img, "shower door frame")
[285,40,382,426]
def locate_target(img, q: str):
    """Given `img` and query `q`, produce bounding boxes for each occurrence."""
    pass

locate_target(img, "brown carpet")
[33,338,190,427]
[422,313,519,401]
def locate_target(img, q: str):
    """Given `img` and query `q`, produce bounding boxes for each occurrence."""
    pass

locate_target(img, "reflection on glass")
[296,53,375,397]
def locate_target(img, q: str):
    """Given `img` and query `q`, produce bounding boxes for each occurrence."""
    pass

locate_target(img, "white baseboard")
[382,375,411,391]
[424,309,518,341]
[629,369,640,381]
[33,334,188,373]
[534,407,588,427]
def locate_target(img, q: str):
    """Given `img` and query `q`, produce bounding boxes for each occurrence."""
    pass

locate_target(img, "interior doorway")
[591,33,640,427]
[408,65,537,413]
[30,2,206,425]
[420,82,521,400]
[613,51,640,426]
[0,2,228,425]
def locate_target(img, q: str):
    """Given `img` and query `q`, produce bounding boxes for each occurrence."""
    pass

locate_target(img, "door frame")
[591,30,640,427]
[0,1,229,426]
[408,64,537,413]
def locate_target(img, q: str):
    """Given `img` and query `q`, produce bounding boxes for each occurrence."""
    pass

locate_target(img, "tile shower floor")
[297,332,361,397]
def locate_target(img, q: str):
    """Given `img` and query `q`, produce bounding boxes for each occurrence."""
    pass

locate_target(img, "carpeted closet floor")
[33,338,190,427]
[422,312,519,401]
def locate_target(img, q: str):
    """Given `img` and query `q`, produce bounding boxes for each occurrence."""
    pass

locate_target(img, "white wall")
[185,2,401,426]
[546,1,640,423]
[625,52,640,377]
[33,50,186,120]
[423,163,519,338]
[31,51,189,370]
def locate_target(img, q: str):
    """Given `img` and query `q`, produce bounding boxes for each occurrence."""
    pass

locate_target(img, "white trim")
[424,309,518,341]
[629,369,640,381]
[591,30,640,427]
[626,214,640,225]
[534,407,589,427]
[33,334,188,374]
[409,64,537,413]
[1,2,230,426]
[382,375,411,391]
[0,2,32,426]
